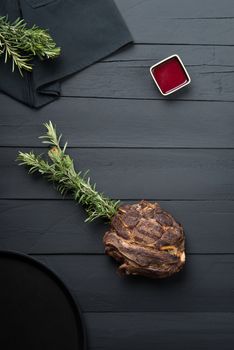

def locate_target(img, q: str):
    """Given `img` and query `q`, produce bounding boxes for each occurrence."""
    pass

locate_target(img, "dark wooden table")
[1,1,234,349]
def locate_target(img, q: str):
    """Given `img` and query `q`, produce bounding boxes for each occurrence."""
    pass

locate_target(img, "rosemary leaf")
[17,122,119,222]
[0,16,61,75]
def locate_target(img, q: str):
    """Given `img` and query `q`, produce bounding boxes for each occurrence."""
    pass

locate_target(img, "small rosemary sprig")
[17,122,119,222]
[0,16,61,75]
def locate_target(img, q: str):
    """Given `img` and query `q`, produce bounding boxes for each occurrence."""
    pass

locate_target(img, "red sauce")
[151,56,189,95]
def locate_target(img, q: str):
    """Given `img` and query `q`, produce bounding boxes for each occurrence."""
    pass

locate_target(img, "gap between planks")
[29,252,234,256]
[2,145,234,150]
[2,198,234,202]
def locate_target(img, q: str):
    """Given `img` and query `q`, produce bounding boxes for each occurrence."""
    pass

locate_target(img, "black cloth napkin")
[0,0,133,107]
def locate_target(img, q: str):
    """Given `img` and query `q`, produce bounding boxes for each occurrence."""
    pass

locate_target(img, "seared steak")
[103,200,185,278]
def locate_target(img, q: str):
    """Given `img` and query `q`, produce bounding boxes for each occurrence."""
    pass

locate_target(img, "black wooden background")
[1,1,234,349]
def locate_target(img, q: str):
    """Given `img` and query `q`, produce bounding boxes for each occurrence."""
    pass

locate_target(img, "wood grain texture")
[85,312,234,350]
[34,254,234,313]
[116,0,234,45]
[61,58,234,101]
[104,44,234,64]
[116,0,234,19]
[2,148,234,200]
[60,43,234,101]
[1,200,234,254]
[1,94,234,148]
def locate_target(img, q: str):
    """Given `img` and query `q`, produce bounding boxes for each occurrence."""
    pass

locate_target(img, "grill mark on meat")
[104,201,186,279]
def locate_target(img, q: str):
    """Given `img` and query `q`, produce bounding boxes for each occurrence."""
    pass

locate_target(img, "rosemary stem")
[0,16,60,75]
[17,122,119,222]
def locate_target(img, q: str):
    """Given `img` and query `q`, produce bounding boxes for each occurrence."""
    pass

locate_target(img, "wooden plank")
[61,59,234,101]
[103,43,234,64]
[2,45,231,103]
[1,94,234,148]
[85,312,234,350]
[116,0,234,19]
[2,148,234,200]
[1,200,234,254]
[34,254,234,312]
[116,0,234,45]
[59,43,234,101]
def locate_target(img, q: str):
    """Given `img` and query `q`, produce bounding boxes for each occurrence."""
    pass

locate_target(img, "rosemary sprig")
[17,122,119,222]
[0,16,61,75]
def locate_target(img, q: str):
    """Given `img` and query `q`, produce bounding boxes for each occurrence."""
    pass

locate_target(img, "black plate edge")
[0,249,87,350]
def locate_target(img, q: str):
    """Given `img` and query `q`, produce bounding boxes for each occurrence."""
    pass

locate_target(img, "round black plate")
[0,251,86,350]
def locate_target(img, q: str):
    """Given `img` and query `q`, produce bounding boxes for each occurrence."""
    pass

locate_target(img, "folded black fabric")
[0,0,133,107]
